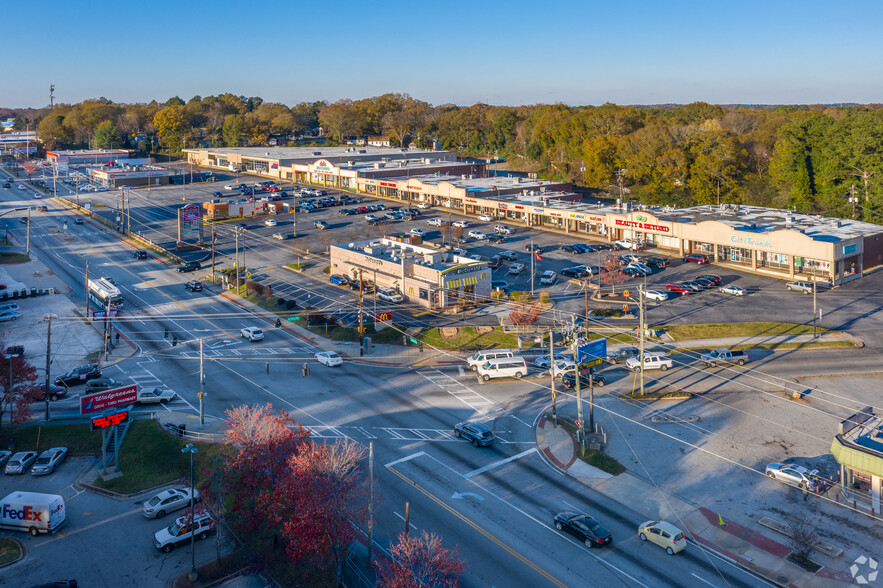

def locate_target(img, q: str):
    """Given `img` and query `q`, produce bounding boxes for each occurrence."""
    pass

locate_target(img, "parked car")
[426,218,444,227]
[539,271,558,285]
[85,377,118,393]
[0,310,20,322]
[698,274,722,285]
[137,388,177,404]
[645,256,670,268]
[561,266,590,279]
[534,353,572,369]
[524,243,544,253]
[615,239,644,251]
[143,487,199,519]
[453,421,494,447]
[54,364,101,387]
[622,266,648,277]
[31,448,68,476]
[684,253,709,264]
[184,280,202,292]
[377,288,403,303]
[643,290,668,301]
[409,228,425,237]
[451,220,469,228]
[417,202,431,209]
[500,251,519,261]
[665,283,693,295]
[486,234,507,244]
[554,512,613,548]
[765,462,821,491]
[329,275,350,286]
[625,353,673,372]
[491,280,510,292]
[36,384,68,402]
[264,218,278,228]
[700,348,750,367]
[507,263,525,275]
[154,511,215,553]
[494,224,513,235]
[680,281,705,292]
[478,214,493,222]
[315,351,343,367]
[719,285,746,296]
[314,220,329,230]
[638,521,687,555]
[786,281,815,294]
[467,230,487,240]
[0,451,10,469]
[560,245,581,254]
[5,451,38,475]
[241,327,264,341]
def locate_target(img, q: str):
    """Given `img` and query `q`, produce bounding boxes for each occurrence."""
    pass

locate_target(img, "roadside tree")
[0,348,39,437]
[599,253,628,295]
[375,531,466,588]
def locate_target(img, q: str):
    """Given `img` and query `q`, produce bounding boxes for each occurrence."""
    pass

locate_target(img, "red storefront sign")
[615,219,670,233]
[80,385,138,415]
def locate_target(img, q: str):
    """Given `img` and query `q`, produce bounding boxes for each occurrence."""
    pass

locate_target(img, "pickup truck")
[700,348,749,367]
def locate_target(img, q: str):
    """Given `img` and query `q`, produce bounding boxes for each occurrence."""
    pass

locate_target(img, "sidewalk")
[535,416,855,587]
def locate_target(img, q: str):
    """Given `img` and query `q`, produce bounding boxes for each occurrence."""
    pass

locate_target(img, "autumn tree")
[376,531,466,588]
[0,348,39,437]
[600,253,628,295]
[153,105,190,151]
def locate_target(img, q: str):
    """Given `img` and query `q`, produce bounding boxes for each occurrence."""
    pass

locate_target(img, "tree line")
[7,94,883,221]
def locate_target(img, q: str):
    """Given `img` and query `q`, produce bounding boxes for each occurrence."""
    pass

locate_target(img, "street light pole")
[181,443,199,581]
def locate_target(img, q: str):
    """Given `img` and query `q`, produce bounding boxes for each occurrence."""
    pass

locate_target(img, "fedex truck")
[0,491,66,536]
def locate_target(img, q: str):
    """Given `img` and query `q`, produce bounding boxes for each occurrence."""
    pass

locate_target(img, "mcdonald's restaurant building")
[329,238,491,309]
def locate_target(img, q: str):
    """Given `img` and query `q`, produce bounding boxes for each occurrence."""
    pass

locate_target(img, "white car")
[765,462,821,491]
[625,353,673,372]
[241,326,264,341]
[452,220,469,228]
[154,511,215,553]
[143,486,199,519]
[534,354,571,369]
[719,285,746,296]
[409,228,425,237]
[426,218,444,226]
[33,194,41,199]
[539,271,557,285]
[5,451,38,475]
[315,351,343,367]
[627,262,652,274]
[478,214,493,221]
[551,360,577,378]
[616,239,643,250]
[377,288,403,303]
[224,185,236,190]
[417,203,431,209]
[468,230,487,240]
[644,290,668,301]
[137,388,177,404]
[508,263,525,275]
[264,218,277,227]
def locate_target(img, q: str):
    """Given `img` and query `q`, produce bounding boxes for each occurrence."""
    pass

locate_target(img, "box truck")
[0,491,66,536]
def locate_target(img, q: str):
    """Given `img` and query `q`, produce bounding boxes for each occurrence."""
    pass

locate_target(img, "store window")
[694,242,715,254]
[798,257,830,276]
[419,289,428,300]
[719,245,751,264]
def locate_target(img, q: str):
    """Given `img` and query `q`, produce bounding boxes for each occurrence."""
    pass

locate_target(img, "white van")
[0,491,66,536]
[477,357,528,381]
[467,349,517,371]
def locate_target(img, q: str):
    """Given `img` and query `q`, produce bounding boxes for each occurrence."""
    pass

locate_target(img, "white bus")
[87,277,123,311]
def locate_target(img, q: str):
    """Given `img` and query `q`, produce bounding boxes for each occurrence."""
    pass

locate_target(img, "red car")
[665,283,693,295]
[684,254,709,264]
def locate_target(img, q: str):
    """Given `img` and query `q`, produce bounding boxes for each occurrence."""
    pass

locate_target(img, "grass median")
[659,321,830,341]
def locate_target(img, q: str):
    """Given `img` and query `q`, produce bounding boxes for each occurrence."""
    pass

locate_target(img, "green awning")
[831,436,883,478]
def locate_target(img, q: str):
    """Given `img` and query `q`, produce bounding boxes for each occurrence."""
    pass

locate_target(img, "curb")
[0,537,26,569]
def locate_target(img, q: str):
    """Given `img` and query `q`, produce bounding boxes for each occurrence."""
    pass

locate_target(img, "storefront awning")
[831,436,883,478]
[446,276,478,288]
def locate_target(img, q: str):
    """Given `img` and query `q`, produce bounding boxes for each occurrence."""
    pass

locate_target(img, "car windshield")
[589,521,610,536]
[35,457,50,465]
[147,495,162,506]
[168,520,185,536]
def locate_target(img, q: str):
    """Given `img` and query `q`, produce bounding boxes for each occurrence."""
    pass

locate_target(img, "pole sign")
[80,384,138,415]
[375,311,392,322]
[577,339,607,364]
[91,411,130,431]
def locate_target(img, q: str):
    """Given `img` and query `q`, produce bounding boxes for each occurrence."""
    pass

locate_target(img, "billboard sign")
[90,411,130,431]
[80,385,138,415]
[577,339,607,364]
[181,204,200,239]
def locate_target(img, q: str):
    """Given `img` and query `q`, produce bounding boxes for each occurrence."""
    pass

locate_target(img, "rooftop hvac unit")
[381,158,389,163]
[513,176,521,183]
[359,150,367,153]
[461,175,467,179]
[265,152,270,156]
[374,162,385,169]
[313,152,322,156]
[833,220,842,228]
[348,161,354,166]
[785,216,795,225]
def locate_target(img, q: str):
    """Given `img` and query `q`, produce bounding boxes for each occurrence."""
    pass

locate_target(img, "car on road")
[683,253,709,264]
[154,511,215,553]
[426,218,444,227]
[626,353,673,372]
[539,270,558,285]
[467,230,487,240]
[329,274,350,286]
[719,284,746,296]
[73,217,84,224]
[698,274,722,285]
[85,377,118,393]
[507,263,525,275]
[643,290,668,301]
[137,388,177,404]
[638,521,687,555]
[184,280,202,292]
[241,327,264,341]
[478,214,493,221]
[500,251,518,261]
[554,512,613,548]
[453,421,494,447]
[133,250,149,260]
[534,353,572,369]
[417,202,431,209]
[314,220,329,230]
[5,451,38,475]
[176,261,201,273]
[551,359,577,378]
[143,487,199,519]
[377,288,404,303]
[264,218,277,227]
[54,363,101,387]
[786,281,815,294]
[31,447,68,476]
[315,351,343,367]
[451,220,469,228]
[765,462,820,491]
[561,370,606,389]
[665,283,693,295]
[36,384,68,402]
[272,233,291,240]
[409,228,425,237]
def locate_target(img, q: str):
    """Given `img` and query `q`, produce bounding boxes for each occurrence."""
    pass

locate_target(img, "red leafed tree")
[600,253,629,294]
[0,349,39,437]
[508,300,542,325]
[271,439,369,584]
[376,531,466,588]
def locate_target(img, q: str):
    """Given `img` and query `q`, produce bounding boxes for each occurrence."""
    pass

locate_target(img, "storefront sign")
[407,185,422,191]
[533,208,544,213]
[80,385,138,415]
[569,213,584,219]
[588,216,606,222]
[843,244,857,255]
[380,182,396,188]
[615,219,670,233]
[730,235,772,248]
[549,211,562,217]
[498,203,508,210]
[514,205,524,210]
[311,159,336,173]
[466,198,477,204]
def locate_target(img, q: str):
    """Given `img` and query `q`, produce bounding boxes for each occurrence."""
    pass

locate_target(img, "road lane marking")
[463,448,538,479]
[393,511,418,531]
[691,573,718,587]
[384,451,426,468]
[34,507,142,547]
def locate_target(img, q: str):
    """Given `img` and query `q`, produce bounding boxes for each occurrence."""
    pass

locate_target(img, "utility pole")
[103,298,111,360]
[549,330,557,424]
[812,282,817,339]
[572,338,585,457]
[199,338,205,425]
[26,208,30,257]
[530,239,535,297]
[210,224,215,284]
[373,270,377,315]
[638,284,645,396]
[292,199,297,238]
[84,260,89,312]
[234,228,240,292]
[44,315,52,422]
[358,269,365,356]
[368,441,374,564]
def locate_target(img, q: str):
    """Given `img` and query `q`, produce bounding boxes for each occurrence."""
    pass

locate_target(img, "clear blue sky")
[5,0,883,108]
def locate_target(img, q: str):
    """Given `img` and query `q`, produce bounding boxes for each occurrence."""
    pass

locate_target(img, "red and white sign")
[614,219,671,233]
[375,311,392,322]
[80,385,138,415]
[380,181,397,188]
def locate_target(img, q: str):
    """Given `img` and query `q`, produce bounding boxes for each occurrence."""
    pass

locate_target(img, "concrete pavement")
[535,415,855,587]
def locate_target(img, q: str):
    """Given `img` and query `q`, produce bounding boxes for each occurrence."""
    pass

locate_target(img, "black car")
[85,377,118,394]
[698,274,722,285]
[314,220,329,229]
[606,346,640,364]
[37,384,68,402]
[645,256,670,268]
[694,278,715,289]
[622,266,649,277]
[595,242,615,251]
[525,244,544,253]
[453,421,494,447]
[185,280,203,292]
[133,250,149,260]
[561,370,606,389]
[553,512,613,548]
[54,364,101,387]
[486,234,507,244]
[176,261,201,273]
[561,266,590,279]
[560,245,581,254]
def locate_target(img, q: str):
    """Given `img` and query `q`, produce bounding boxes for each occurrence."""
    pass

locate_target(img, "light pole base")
[188,570,198,582]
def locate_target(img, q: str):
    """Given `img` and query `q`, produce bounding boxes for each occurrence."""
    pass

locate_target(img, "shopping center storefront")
[831,408,883,516]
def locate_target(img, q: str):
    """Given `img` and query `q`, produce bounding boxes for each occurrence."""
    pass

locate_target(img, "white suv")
[494,224,513,235]
[154,511,215,553]
[468,230,487,240]
[377,288,403,303]
[625,353,673,372]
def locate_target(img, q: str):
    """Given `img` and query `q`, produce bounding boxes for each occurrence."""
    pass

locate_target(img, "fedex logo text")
[2,503,42,521]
